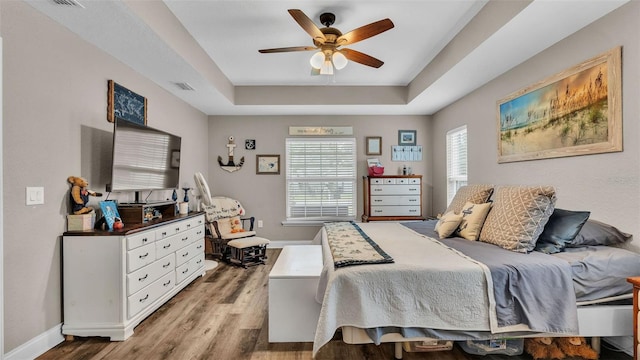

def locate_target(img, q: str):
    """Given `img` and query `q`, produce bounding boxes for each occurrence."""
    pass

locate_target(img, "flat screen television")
[109,119,181,193]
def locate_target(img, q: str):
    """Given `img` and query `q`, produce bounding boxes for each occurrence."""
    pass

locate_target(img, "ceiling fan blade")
[259,46,317,53]
[340,48,384,68]
[337,18,394,46]
[288,9,326,44]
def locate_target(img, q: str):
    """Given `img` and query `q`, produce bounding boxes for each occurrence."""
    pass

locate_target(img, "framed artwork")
[366,136,382,155]
[497,46,622,163]
[99,200,120,230]
[245,139,256,150]
[256,154,280,175]
[107,80,147,125]
[398,130,416,146]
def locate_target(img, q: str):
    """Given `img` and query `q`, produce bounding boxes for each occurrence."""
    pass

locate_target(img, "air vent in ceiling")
[175,82,195,91]
[51,0,85,8]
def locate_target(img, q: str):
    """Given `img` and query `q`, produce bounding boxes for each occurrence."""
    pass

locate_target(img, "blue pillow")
[535,208,590,254]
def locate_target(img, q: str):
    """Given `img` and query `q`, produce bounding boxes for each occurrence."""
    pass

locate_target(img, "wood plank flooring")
[39,249,631,360]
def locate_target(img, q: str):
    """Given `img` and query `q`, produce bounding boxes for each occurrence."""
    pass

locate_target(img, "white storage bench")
[268,245,323,342]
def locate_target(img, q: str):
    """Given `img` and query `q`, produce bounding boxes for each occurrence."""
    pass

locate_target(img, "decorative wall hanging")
[107,80,147,125]
[218,136,244,173]
[366,136,382,155]
[497,46,622,163]
[256,155,280,175]
[398,130,416,146]
[289,126,353,136]
[245,139,256,150]
[392,146,422,161]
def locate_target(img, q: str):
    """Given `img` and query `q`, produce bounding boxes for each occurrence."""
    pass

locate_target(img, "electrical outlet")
[258,220,263,228]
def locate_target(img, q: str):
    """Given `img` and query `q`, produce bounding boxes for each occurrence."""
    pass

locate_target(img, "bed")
[311,185,638,359]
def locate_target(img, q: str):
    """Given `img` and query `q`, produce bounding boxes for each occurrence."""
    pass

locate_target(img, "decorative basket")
[368,166,384,176]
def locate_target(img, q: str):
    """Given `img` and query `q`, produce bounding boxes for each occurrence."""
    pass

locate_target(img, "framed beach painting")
[497,46,622,163]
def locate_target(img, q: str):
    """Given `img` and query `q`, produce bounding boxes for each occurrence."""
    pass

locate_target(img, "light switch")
[26,186,44,205]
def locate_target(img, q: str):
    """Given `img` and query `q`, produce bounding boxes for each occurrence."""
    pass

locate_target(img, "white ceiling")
[26,0,629,116]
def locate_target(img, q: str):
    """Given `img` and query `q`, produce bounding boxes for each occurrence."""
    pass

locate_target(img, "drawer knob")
[197,259,202,264]
[142,238,148,243]
[138,274,148,282]
[139,294,149,303]
[162,231,167,236]
[182,236,189,242]
[163,262,171,268]
[163,280,171,287]
[182,252,189,257]
[182,268,189,274]
[139,252,149,259]
[163,244,171,249]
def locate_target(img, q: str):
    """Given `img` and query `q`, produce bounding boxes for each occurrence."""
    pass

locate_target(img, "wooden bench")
[268,245,323,342]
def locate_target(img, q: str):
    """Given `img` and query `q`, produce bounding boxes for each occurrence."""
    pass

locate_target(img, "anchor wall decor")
[218,135,244,173]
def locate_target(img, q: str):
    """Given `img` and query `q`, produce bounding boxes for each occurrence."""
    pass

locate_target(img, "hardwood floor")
[39,249,631,360]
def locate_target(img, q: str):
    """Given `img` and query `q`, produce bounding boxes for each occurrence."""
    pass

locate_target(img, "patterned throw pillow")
[434,211,464,238]
[455,201,492,241]
[479,185,556,252]
[444,184,494,215]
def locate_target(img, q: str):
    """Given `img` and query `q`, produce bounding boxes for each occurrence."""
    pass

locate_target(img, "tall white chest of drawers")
[62,213,206,341]
[362,175,424,222]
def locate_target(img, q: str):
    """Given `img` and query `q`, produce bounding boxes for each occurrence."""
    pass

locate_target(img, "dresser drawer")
[371,206,421,216]
[126,231,156,250]
[176,252,205,284]
[127,254,175,296]
[127,243,157,273]
[371,195,420,206]
[155,234,181,259]
[127,271,175,319]
[184,216,205,231]
[370,184,421,195]
[155,223,181,240]
[176,239,204,266]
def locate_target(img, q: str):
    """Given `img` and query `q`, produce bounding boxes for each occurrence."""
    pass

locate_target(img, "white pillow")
[435,211,464,238]
[456,201,492,241]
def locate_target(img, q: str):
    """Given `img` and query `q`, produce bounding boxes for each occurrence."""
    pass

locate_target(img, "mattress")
[403,220,640,303]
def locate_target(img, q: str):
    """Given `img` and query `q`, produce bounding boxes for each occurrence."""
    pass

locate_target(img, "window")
[446,126,467,204]
[286,138,356,222]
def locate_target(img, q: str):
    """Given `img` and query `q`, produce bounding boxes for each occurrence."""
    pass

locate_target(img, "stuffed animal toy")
[524,337,566,360]
[67,176,102,215]
[525,337,598,360]
[555,337,598,360]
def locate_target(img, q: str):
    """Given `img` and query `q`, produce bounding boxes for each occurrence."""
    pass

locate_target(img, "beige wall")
[431,1,640,249]
[207,115,432,241]
[1,1,208,352]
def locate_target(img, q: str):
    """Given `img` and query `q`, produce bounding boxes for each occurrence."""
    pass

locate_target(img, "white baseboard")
[4,323,64,360]
[604,336,633,357]
[269,240,313,248]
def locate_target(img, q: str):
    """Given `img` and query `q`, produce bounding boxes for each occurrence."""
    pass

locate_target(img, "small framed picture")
[256,154,280,175]
[366,136,382,155]
[398,130,417,146]
[245,139,256,150]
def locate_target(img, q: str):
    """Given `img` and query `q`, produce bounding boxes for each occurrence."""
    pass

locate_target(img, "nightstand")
[627,277,640,360]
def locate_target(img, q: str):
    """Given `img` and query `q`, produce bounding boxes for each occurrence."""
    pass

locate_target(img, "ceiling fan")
[258,9,394,75]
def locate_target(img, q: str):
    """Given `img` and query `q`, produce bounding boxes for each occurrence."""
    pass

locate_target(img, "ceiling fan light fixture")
[320,59,334,75]
[309,51,325,69]
[332,51,348,70]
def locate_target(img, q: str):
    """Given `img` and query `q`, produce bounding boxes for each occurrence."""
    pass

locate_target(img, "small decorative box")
[67,213,95,231]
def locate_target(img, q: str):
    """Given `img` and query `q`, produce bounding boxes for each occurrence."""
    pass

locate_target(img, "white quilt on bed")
[312,222,497,356]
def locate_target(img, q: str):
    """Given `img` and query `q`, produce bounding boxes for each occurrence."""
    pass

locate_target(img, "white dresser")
[62,213,206,341]
[362,175,424,222]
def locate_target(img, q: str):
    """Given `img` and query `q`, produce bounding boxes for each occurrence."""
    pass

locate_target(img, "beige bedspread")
[312,222,496,356]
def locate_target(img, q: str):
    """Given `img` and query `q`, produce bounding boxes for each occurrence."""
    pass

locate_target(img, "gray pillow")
[567,219,632,247]
[535,208,590,254]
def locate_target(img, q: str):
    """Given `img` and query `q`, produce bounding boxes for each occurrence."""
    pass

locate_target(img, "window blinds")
[285,138,356,220]
[446,126,468,204]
